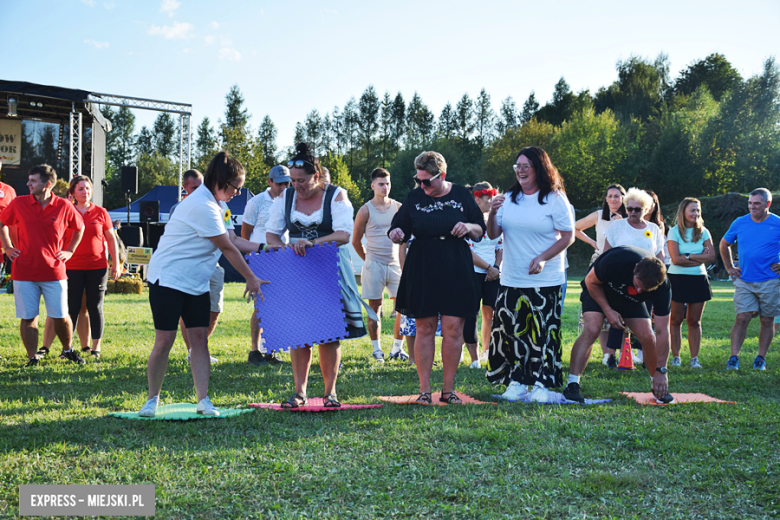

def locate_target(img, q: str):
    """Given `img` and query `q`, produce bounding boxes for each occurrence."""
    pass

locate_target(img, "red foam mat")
[249,398,383,412]
[621,392,736,406]
[377,392,495,406]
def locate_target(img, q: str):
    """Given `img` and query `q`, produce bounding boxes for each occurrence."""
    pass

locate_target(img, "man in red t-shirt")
[0,164,85,367]
[0,162,18,275]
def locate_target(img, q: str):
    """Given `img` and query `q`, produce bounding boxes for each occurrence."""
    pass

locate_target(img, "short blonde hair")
[624,188,653,213]
[414,151,447,176]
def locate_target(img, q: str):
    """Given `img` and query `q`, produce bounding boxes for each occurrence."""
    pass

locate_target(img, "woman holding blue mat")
[266,142,369,408]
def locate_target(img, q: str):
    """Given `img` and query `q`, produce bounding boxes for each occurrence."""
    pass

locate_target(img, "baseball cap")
[269,165,291,183]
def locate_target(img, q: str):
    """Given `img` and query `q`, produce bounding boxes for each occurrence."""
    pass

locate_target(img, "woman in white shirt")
[139,152,268,417]
[266,143,368,408]
[485,147,574,403]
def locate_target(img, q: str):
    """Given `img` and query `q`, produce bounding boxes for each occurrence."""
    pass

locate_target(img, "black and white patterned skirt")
[486,285,563,388]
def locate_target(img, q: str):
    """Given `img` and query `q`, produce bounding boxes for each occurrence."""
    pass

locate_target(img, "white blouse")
[266,186,354,238]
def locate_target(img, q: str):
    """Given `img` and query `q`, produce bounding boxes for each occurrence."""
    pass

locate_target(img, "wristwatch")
[684,253,690,260]
[656,366,667,375]
[257,243,265,253]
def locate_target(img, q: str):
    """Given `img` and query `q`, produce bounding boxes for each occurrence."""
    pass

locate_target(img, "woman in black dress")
[388,151,485,404]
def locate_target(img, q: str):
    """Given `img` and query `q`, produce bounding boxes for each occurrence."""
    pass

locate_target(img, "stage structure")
[0,80,191,206]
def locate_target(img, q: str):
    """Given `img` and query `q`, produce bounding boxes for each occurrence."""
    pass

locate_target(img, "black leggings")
[67,268,108,340]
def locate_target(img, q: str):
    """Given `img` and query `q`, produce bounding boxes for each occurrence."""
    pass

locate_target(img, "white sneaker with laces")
[196,397,220,416]
[501,381,529,401]
[690,357,703,369]
[372,350,385,363]
[138,396,160,417]
[529,384,551,403]
[479,351,489,363]
[602,353,610,366]
[671,356,681,367]
[469,360,481,369]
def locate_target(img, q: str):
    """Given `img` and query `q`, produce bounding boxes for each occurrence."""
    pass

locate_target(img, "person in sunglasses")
[265,142,370,408]
[388,151,485,404]
[602,187,666,365]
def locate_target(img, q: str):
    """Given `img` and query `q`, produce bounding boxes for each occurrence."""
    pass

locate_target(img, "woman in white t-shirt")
[138,152,268,418]
[667,198,716,368]
[603,187,665,362]
[485,147,574,403]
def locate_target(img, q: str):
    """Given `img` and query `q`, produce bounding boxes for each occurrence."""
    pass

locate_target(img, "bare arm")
[529,230,575,275]
[228,229,263,254]
[486,196,504,240]
[57,227,84,262]
[208,233,269,302]
[241,223,254,240]
[602,237,613,254]
[575,211,599,249]
[0,220,16,258]
[352,205,369,261]
[105,228,122,279]
[720,238,740,279]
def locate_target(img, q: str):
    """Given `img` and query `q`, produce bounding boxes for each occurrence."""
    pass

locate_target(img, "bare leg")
[20,317,40,359]
[414,317,438,393]
[186,327,211,402]
[207,311,220,338]
[318,341,341,395]
[290,346,314,395]
[758,315,773,357]
[392,298,402,340]
[466,342,479,363]
[568,312,604,376]
[730,312,752,356]
[624,318,658,376]
[250,311,262,352]
[405,335,416,365]
[42,316,56,350]
[440,315,465,394]
[367,299,382,341]
[480,306,493,356]
[686,302,706,358]
[669,301,686,357]
[146,330,178,399]
[179,318,192,351]
[52,317,74,351]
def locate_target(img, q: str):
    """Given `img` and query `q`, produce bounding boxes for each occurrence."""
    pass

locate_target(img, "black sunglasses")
[287,159,316,170]
[413,172,442,187]
[626,206,644,213]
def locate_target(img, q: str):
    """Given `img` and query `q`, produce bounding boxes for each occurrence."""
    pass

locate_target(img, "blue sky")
[6,0,780,151]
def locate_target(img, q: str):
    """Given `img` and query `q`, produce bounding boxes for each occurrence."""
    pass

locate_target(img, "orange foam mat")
[621,392,736,406]
[377,392,496,406]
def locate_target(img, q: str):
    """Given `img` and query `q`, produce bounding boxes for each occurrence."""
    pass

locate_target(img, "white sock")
[371,339,381,352]
[259,338,267,354]
[391,338,403,354]
[568,374,580,384]
[64,349,73,353]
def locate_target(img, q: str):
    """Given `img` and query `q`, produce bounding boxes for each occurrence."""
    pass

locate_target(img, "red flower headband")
[474,189,497,198]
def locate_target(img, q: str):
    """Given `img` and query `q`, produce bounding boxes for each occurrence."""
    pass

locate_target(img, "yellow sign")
[127,247,153,265]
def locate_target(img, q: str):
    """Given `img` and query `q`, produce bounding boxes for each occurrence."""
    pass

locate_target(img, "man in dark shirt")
[563,246,673,403]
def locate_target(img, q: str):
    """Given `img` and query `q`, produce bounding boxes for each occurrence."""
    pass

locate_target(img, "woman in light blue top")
[667,198,717,368]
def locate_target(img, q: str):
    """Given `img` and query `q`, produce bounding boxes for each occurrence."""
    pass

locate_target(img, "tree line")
[100,52,780,211]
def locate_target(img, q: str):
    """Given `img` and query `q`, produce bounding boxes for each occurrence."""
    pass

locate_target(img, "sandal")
[81,346,92,352]
[323,393,341,408]
[36,346,50,358]
[90,350,101,359]
[416,392,432,405]
[281,392,308,409]
[439,391,463,405]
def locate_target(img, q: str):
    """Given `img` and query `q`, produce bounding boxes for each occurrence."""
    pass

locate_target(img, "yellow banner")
[126,247,153,265]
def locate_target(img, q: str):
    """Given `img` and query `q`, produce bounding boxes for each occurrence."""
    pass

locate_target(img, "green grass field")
[0,279,778,519]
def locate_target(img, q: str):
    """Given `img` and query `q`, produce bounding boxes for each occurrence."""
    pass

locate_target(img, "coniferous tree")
[135,126,155,158]
[438,102,457,140]
[520,92,539,124]
[496,96,518,134]
[391,93,406,150]
[474,88,496,147]
[153,113,176,157]
[257,115,278,166]
[358,85,380,167]
[224,84,249,131]
[455,93,475,141]
[194,116,218,170]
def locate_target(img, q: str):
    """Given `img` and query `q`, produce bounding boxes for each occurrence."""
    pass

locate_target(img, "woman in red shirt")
[64,176,121,358]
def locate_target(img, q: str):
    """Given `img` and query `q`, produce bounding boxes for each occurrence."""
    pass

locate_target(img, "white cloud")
[204,35,215,45]
[218,47,241,61]
[182,48,194,54]
[147,21,194,40]
[80,0,95,6]
[160,0,180,17]
[84,39,109,49]
[209,21,219,29]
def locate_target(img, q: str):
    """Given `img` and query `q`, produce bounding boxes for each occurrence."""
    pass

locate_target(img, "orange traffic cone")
[617,332,635,371]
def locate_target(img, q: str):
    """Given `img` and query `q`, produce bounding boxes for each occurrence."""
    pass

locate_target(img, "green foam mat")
[108,403,255,421]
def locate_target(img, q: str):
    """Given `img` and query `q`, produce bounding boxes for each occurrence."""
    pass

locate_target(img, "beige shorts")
[733,277,780,316]
[361,259,401,300]
[209,264,225,313]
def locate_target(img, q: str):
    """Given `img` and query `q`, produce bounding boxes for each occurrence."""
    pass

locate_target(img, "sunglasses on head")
[413,172,442,187]
[287,159,316,170]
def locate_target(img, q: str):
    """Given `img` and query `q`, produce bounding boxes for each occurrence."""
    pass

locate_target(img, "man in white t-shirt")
[352,168,405,362]
[241,165,290,365]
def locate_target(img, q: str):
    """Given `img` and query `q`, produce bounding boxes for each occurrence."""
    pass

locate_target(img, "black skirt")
[668,273,712,303]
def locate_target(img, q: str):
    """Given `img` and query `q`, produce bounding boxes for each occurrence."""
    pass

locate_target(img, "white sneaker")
[459,350,465,363]
[138,396,159,417]
[479,351,489,363]
[372,350,385,363]
[529,384,551,403]
[469,360,481,369]
[187,351,218,364]
[671,356,681,367]
[633,349,644,364]
[602,353,610,366]
[196,397,220,416]
[690,357,703,369]
[501,381,529,401]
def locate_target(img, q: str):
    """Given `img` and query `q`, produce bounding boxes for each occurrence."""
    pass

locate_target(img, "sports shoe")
[563,382,585,403]
[655,393,675,405]
[690,357,703,369]
[671,356,681,367]
[726,355,739,370]
[36,347,50,358]
[389,349,409,362]
[196,397,220,416]
[138,396,159,417]
[62,350,86,365]
[247,350,265,366]
[602,353,610,366]
[501,381,529,401]
[606,354,618,369]
[264,353,286,365]
[25,357,40,367]
[633,349,644,365]
[187,351,218,364]
[479,350,489,363]
[469,360,481,369]
[459,350,465,364]
[753,356,767,371]
[529,384,551,403]
[372,350,385,363]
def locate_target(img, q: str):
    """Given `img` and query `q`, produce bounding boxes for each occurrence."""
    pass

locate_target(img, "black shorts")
[463,272,500,344]
[668,273,712,303]
[148,281,210,331]
[580,279,671,319]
